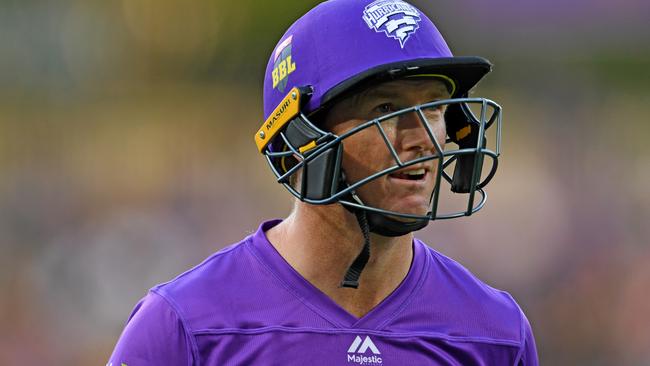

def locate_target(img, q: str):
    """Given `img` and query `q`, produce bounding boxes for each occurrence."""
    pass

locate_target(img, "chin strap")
[340,210,371,289]
[366,211,429,237]
[338,173,430,288]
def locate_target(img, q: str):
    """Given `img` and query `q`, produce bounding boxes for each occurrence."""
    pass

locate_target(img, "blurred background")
[0,0,648,364]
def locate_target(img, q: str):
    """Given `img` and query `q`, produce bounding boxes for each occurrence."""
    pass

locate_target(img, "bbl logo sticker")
[363,0,421,48]
[272,35,297,93]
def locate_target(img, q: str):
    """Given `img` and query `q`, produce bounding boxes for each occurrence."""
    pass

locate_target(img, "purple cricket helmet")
[262,0,491,119]
[255,0,503,288]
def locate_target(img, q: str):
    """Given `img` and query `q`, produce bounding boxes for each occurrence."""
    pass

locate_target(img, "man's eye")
[428,100,446,110]
[428,103,447,113]
[374,103,396,114]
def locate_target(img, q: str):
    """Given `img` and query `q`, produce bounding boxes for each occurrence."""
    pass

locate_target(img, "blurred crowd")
[0,0,648,365]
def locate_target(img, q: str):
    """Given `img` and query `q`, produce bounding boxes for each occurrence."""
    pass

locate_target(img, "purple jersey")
[109,220,538,365]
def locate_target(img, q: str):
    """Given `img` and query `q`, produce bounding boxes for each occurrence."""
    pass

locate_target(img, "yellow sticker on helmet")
[255,87,302,153]
[455,125,471,141]
[298,140,317,154]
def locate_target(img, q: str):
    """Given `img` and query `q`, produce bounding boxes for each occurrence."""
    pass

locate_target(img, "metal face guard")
[259,94,502,221]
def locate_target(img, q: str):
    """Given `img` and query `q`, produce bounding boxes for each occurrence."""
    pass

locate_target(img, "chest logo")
[363,0,422,48]
[347,336,382,365]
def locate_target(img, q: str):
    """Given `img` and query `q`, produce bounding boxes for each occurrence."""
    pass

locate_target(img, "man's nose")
[397,111,441,154]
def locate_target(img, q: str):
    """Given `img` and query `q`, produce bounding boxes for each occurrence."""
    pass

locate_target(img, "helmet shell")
[263,0,490,119]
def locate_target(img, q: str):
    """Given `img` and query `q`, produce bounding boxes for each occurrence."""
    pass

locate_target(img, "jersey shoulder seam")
[155,240,247,290]
[424,244,520,308]
[511,292,527,364]
[421,242,524,344]
[150,288,201,366]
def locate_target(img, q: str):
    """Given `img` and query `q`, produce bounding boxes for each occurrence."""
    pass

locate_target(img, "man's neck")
[265,201,414,318]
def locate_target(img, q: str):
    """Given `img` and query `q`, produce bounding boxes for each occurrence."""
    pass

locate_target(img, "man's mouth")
[389,167,427,181]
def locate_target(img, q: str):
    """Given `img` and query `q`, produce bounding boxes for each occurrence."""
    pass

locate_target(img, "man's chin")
[377,202,431,222]
[354,191,431,220]
[383,211,429,223]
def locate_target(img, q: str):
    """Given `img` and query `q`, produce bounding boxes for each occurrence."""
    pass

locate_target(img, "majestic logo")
[272,35,297,93]
[347,336,383,365]
[363,0,422,48]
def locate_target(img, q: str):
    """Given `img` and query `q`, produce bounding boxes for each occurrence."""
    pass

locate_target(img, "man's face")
[324,78,450,218]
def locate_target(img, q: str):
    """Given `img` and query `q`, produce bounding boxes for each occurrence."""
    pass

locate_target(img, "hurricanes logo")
[363,0,421,48]
[272,35,297,93]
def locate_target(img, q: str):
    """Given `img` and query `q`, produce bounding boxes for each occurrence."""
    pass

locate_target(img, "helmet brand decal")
[363,0,421,48]
[255,87,302,152]
[272,35,297,93]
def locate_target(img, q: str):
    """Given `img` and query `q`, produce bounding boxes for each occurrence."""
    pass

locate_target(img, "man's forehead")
[357,78,451,101]
[324,77,452,124]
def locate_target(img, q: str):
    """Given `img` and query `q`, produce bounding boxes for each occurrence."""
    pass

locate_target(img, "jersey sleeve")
[517,312,539,366]
[108,291,195,366]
